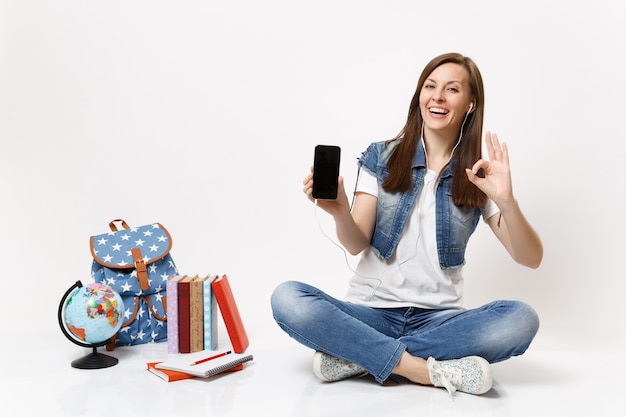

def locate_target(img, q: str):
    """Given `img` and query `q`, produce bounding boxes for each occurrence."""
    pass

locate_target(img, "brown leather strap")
[120,296,140,327]
[146,295,167,322]
[131,247,149,291]
[108,219,130,232]
[105,334,118,351]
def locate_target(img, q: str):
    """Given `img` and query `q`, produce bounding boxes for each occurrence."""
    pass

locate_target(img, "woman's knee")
[270,280,315,323]
[270,281,297,316]
[510,301,540,339]
[485,300,540,361]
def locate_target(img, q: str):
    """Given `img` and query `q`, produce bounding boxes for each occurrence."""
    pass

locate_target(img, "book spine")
[211,274,249,353]
[203,275,218,350]
[166,275,181,354]
[178,276,192,354]
[189,275,204,353]
[147,362,196,382]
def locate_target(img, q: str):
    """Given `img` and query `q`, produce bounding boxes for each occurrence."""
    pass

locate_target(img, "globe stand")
[58,280,121,370]
[71,346,119,369]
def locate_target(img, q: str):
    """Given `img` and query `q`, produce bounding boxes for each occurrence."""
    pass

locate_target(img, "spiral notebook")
[155,349,253,378]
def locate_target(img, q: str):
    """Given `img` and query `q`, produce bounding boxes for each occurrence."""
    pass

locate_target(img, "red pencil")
[189,350,232,366]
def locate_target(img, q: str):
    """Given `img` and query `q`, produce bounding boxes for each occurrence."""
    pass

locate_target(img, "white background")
[1,0,624,359]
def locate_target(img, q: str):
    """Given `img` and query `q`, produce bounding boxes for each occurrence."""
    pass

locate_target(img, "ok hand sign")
[465,131,514,206]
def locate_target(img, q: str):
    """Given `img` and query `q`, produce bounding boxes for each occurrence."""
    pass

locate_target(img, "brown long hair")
[382,52,487,208]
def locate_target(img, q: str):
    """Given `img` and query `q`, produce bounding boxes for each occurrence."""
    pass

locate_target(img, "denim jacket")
[357,139,481,269]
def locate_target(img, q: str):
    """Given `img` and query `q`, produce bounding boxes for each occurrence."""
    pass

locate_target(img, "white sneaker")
[312,351,368,382]
[427,356,493,395]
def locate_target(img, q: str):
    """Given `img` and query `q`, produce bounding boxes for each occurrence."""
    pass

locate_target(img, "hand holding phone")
[312,145,341,200]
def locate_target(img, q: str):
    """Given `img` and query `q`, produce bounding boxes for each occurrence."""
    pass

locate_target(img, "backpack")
[90,219,178,350]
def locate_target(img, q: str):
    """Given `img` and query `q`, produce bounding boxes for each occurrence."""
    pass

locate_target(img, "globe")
[58,280,125,369]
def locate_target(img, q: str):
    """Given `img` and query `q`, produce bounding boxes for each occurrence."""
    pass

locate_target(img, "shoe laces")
[427,357,461,396]
[432,366,460,396]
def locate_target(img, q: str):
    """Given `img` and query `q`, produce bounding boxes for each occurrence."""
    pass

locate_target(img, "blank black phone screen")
[312,145,341,200]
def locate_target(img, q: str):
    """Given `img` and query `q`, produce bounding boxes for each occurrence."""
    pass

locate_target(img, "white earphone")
[468,102,474,112]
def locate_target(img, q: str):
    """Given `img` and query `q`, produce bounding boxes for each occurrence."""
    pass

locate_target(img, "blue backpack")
[90,219,178,350]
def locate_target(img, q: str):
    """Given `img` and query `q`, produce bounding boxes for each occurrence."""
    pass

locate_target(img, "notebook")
[147,361,244,382]
[155,349,253,378]
[147,362,196,382]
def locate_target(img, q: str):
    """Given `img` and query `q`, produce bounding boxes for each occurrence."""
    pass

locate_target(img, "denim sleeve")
[358,141,391,178]
[357,142,378,175]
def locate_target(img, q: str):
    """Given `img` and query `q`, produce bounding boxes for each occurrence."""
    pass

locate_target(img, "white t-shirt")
[344,169,500,309]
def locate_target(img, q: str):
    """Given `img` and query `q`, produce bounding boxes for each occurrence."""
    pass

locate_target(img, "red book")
[147,361,243,382]
[211,274,249,353]
[147,362,196,382]
[178,275,194,354]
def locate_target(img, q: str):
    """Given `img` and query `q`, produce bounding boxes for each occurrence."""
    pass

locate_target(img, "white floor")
[3,327,621,417]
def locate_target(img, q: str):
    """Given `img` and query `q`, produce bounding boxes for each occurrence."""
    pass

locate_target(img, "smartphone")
[312,145,341,200]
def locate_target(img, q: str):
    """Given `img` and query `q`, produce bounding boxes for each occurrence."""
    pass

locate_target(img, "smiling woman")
[271,52,543,396]
[385,53,486,208]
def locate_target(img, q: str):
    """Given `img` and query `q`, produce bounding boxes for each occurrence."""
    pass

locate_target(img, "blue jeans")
[270,280,540,384]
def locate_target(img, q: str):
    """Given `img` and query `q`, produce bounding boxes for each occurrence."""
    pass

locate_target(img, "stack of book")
[166,274,217,354]
[148,274,251,382]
